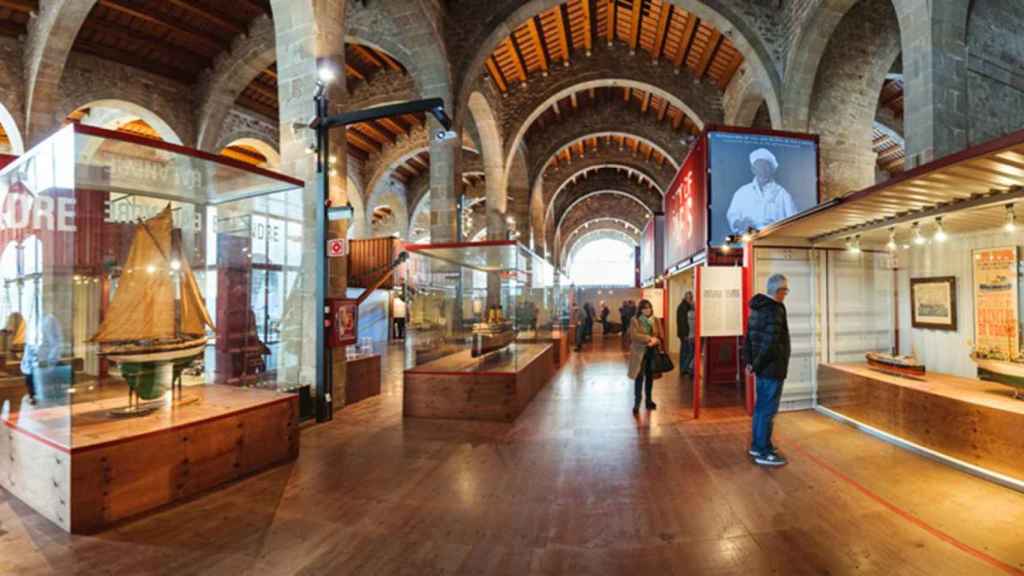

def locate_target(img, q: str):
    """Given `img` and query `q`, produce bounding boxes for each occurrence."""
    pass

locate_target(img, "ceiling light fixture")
[913,222,926,245]
[1006,204,1017,232]
[933,217,947,242]
[887,227,897,251]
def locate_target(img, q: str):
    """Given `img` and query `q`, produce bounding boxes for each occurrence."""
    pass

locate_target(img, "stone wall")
[966,0,1024,145]
[0,35,24,152]
[214,107,280,152]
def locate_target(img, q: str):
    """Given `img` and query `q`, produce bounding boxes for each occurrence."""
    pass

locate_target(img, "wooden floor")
[2,337,1024,575]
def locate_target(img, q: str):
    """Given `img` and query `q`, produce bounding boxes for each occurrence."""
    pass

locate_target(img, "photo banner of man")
[707,131,819,246]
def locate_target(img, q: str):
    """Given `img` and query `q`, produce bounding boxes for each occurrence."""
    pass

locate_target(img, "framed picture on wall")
[910,276,957,331]
[327,298,359,348]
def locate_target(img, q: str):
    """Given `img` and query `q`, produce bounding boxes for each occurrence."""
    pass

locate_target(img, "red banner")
[664,137,707,269]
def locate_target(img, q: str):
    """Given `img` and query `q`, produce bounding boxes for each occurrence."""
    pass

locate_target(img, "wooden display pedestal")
[403,343,555,422]
[342,353,382,407]
[0,384,299,533]
[551,329,572,367]
[818,363,1024,483]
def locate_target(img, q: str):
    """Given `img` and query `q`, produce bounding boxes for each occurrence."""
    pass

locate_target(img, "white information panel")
[699,266,744,337]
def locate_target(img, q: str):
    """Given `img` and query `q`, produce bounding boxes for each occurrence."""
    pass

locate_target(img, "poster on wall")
[664,137,707,270]
[707,130,819,246]
[973,247,1019,357]
[327,298,359,348]
[910,276,957,331]
[699,266,743,337]
[640,214,665,285]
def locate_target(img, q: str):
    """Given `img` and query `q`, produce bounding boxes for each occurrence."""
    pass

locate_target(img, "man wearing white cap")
[726,148,797,235]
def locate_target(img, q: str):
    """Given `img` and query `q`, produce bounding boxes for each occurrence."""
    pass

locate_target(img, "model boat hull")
[971,357,1024,397]
[865,353,926,381]
[101,337,207,364]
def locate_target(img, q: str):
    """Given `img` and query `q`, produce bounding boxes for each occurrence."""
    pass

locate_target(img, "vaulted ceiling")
[484,0,744,94]
[0,0,37,37]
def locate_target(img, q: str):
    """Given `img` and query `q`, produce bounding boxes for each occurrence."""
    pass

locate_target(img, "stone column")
[429,130,462,243]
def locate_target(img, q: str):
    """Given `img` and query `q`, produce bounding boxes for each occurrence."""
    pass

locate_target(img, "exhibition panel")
[0,124,304,531]
[749,127,1024,489]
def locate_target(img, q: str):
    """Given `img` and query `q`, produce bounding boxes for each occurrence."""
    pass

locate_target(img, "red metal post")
[693,266,702,419]
[742,243,755,415]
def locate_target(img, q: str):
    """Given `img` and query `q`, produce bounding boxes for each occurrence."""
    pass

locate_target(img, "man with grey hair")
[726,148,797,234]
[742,273,791,466]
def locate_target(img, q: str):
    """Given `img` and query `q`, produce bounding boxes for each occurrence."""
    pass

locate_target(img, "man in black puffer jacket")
[742,273,791,467]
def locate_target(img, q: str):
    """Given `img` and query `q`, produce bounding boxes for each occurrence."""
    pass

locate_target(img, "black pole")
[314,82,333,422]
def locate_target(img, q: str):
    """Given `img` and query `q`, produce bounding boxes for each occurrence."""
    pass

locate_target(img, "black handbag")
[650,348,675,374]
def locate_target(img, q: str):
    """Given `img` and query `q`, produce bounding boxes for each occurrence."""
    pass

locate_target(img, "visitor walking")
[599,301,610,335]
[743,274,791,467]
[620,300,635,348]
[392,295,407,340]
[628,299,662,414]
[572,303,586,352]
[583,302,595,342]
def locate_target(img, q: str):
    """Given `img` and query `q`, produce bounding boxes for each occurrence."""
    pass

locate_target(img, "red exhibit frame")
[327,298,359,348]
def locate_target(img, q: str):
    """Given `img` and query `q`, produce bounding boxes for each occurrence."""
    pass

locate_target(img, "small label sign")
[327,238,348,258]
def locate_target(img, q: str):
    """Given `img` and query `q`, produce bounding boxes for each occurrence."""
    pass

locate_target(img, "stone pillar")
[271,0,346,402]
[429,130,462,243]
[898,0,970,166]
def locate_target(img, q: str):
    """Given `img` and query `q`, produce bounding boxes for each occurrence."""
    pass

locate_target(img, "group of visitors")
[621,274,792,469]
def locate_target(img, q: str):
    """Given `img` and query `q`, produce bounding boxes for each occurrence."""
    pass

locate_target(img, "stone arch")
[24,0,98,143]
[347,173,371,240]
[503,75,714,183]
[0,102,24,154]
[219,137,282,169]
[196,14,276,152]
[807,0,903,199]
[467,91,506,238]
[68,99,184,144]
[554,194,650,266]
[726,66,773,128]
[556,190,654,233]
[454,0,781,131]
[564,226,639,271]
[546,165,663,227]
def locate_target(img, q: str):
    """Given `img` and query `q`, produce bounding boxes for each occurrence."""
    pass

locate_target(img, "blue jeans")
[680,338,694,374]
[751,375,784,454]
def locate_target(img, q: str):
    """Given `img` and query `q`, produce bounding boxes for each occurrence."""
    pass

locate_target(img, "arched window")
[568,238,635,287]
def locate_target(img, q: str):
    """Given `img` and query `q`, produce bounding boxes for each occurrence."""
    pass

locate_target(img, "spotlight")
[846,236,861,254]
[741,226,756,243]
[317,66,336,83]
[913,222,926,245]
[887,228,897,251]
[1006,204,1017,232]
[933,217,947,242]
[170,260,181,272]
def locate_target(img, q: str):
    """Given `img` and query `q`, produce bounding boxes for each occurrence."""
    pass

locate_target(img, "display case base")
[0,384,298,533]
[341,353,382,407]
[818,363,1024,484]
[403,343,555,422]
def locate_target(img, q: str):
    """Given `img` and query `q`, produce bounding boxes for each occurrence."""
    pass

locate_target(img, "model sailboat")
[91,205,214,365]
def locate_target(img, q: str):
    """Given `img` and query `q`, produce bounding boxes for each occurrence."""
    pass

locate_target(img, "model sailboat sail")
[92,205,214,362]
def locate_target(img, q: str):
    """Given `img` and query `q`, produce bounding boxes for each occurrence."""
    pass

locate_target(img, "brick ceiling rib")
[484,0,743,95]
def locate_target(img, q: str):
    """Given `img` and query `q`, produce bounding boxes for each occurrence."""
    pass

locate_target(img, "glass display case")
[403,241,568,420]
[404,241,569,373]
[0,124,305,532]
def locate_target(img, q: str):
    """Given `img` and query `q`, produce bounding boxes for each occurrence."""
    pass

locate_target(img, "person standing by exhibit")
[583,301,595,342]
[620,300,635,348]
[726,148,798,235]
[572,303,587,352]
[392,294,407,340]
[743,274,791,467]
[677,291,694,375]
[599,301,610,335]
[628,299,662,414]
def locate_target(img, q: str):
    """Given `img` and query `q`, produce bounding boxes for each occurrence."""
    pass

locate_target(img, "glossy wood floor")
[2,338,1024,575]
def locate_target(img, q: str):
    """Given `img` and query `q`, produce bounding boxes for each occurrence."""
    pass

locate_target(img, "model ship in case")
[471,305,514,357]
[865,351,926,380]
[90,205,214,411]
[971,347,1024,399]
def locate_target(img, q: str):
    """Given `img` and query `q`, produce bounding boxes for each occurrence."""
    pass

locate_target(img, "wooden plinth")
[818,363,1024,481]
[0,384,298,533]
[343,354,382,406]
[403,343,555,422]
[551,330,572,367]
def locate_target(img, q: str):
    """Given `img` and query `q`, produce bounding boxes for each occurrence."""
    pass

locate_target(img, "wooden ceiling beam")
[346,130,380,154]
[695,29,722,79]
[407,155,429,172]
[526,18,549,73]
[0,20,24,37]
[581,0,593,52]
[720,50,743,88]
[554,5,571,64]
[505,37,528,84]
[346,63,366,81]
[674,14,699,69]
[378,117,408,137]
[352,122,392,146]
[74,39,194,84]
[352,44,385,69]
[243,81,278,104]
[623,86,630,102]
[606,0,616,45]
[485,57,508,92]
[0,0,33,13]
[97,0,227,54]
[236,93,278,119]
[571,92,578,110]
[161,0,244,35]
[652,3,672,60]
[640,90,652,114]
[79,21,210,62]
[628,0,644,52]
[657,98,668,122]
